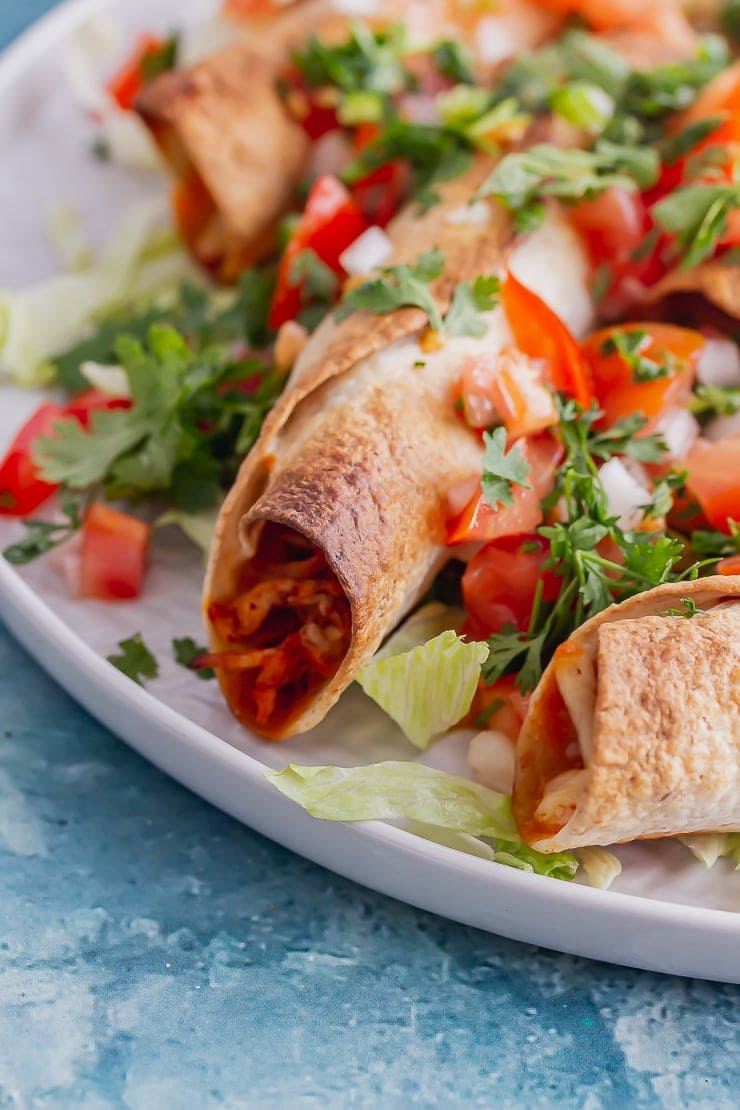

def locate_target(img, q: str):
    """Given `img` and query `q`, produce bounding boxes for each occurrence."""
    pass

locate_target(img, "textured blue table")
[2,5,740,1107]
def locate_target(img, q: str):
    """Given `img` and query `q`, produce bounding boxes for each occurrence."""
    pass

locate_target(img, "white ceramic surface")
[1,0,740,983]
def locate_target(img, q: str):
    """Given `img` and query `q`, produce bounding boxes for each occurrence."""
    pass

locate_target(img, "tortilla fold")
[513,576,740,852]
[203,165,594,739]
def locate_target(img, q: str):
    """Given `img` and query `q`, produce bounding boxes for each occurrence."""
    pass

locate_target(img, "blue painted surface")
[1,5,740,1107]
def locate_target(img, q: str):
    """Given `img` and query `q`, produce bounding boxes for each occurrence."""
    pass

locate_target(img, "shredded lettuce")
[357,629,488,749]
[155,508,219,555]
[0,199,200,386]
[45,205,93,272]
[681,833,740,869]
[575,846,622,890]
[267,761,579,880]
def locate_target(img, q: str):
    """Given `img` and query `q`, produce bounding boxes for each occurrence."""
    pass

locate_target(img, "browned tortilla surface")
[514,577,740,851]
[204,160,526,738]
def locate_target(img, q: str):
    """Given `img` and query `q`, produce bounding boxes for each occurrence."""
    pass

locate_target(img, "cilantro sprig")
[481,428,531,509]
[34,325,283,512]
[653,183,740,269]
[600,330,676,384]
[476,141,659,230]
[3,492,84,566]
[338,249,500,338]
[483,400,699,693]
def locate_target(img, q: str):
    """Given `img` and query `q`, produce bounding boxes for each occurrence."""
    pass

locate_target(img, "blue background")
[1,4,739,1106]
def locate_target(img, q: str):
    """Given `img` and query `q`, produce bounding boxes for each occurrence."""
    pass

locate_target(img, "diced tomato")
[107,34,167,112]
[351,161,409,228]
[448,436,563,545]
[569,187,668,309]
[502,273,594,410]
[279,68,340,140]
[581,323,704,431]
[457,349,559,438]
[0,391,133,518]
[683,437,740,534]
[467,675,531,738]
[269,174,368,329]
[79,504,150,601]
[462,534,560,639]
[0,403,67,517]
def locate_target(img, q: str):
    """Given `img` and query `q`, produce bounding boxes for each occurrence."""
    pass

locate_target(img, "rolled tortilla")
[135,0,562,279]
[513,576,740,851]
[649,261,740,323]
[203,162,594,739]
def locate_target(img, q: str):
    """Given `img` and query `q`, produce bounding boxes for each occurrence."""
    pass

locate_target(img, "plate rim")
[2,0,740,982]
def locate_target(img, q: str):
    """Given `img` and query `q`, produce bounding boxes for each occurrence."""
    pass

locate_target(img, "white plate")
[2,0,740,984]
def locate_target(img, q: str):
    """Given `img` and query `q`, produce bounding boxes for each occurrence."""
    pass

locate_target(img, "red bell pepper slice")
[502,273,594,410]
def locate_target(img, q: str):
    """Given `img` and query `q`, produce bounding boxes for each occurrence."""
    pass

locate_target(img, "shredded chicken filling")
[203,524,352,728]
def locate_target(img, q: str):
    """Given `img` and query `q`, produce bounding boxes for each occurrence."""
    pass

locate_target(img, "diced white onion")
[468,730,516,794]
[62,14,123,114]
[697,337,740,388]
[475,17,517,66]
[80,361,130,397]
[330,0,381,14]
[444,201,492,228]
[706,413,740,442]
[339,226,393,276]
[398,93,440,125]
[598,457,651,530]
[102,110,163,172]
[655,407,699,461]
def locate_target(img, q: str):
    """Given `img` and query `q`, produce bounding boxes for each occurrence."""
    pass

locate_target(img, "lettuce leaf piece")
[492,840,579,880]
[267,762,579,880]
[575,846,622,889]
[0,199,199,386]
[155,507,219,555]
[357,629,488,748]
[681,833,740,869]
[267,761,517,838]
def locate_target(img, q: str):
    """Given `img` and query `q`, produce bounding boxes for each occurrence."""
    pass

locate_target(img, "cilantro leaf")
[481,428,532,509]
[293,22,409,96]
[689,383,740,419]
[477,141,659,213]
[653,183,740,269]
[658,598,706,619]
[691,520,740,558]
[34,323,282,510]
[289,249,340,304]
[444,275,500,338]
[107,634,159,685]
[3,491,84,566]
[173,637,215,680]
[600,329,675,383]
[140,33,179,82]
[433,41,475,84]
[338,248,445,329]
